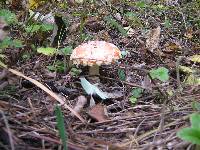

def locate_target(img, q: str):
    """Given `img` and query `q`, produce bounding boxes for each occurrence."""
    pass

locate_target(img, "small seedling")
[150,67,169,82]
[129,88,143,106]
[0,9,18,25]
[118,69,126,81]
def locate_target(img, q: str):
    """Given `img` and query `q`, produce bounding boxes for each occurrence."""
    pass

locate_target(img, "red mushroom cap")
[70,41,121,66]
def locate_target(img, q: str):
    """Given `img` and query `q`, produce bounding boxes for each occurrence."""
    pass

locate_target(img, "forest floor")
[0,0,200,150]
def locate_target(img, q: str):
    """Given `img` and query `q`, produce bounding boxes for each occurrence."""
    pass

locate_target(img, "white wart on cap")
[70,41,121,75]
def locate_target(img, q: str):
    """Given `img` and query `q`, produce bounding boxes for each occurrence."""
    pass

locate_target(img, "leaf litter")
[0,1,200,150]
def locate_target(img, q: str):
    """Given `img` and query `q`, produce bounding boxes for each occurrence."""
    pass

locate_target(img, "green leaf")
[131,88,143,98]
[37,47,57,56]
[0,37,23,49]
[125,12,136,20]
[25,24,41,33]
[12,39,23,48]
[164,18,172,28]
[135,1,146,8]
[0,9,18,24]
[118,69,126,81]
[192,102,200,111]
[177,128,200,145]
[59,46,73,55]
[80,77,107,99]
[0,37,12,49]
[104,16,127,36]
[69,67,82,76]
[190,113,200,128]
[41,23,54,31]
[47,60,65,73]
[129,96,137,105]
[55,105,67,150]
[150,67,169,82]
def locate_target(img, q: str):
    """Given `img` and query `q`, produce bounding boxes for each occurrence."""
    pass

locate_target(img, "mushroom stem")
[89,65,99,76]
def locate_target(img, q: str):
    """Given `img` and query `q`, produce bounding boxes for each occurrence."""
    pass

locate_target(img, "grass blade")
[55,105,67,150]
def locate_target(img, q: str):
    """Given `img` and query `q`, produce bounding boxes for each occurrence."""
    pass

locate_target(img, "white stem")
[89,65,99,76]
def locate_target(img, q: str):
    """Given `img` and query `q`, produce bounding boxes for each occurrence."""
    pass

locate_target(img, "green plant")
[177,113,200,146]
[0,9,18,25]
[192,102,200,111]
[118,69,126,81]
[47,60,65,73]
[37,47,57,56]
[0,37,23,49]
[37,46,73,73]
[25,23,54,34]
[55,105,68,150]
[149,67,169,82]
[0,37,23,67]
[125,12,143,28]
[129,88,143,106]
[104,15,127,36]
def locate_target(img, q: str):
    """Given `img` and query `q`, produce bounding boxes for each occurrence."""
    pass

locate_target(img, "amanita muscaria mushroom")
[70,41,121,76]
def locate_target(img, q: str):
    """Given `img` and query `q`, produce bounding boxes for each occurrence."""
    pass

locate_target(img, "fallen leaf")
[88,104,109,122]
[85,16,104,31]
[146,26,161,52]
[124,26,135,37]
[189,55,200,63]
[179,66,194,74]
[184,27,193,39]
[184,74,200,86]
[164,42,182,53]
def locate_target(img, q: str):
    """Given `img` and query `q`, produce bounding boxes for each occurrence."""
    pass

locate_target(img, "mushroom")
[70,41,121,77]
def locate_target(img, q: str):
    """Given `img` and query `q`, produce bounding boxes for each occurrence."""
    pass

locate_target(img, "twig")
[121,114,190,147]
[176,56,183,92]
[99,75,151,90]
[7,68,86,123]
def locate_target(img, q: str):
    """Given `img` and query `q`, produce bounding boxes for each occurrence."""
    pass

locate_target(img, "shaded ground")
[0,0,200,149]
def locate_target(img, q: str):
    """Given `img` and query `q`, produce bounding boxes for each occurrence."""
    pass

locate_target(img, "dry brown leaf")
[88,104,109,122]
[164,42,182,53]
[85,16,104,32]
[146,26,161,52]
[73,95,87,114]
[184,27,193,39]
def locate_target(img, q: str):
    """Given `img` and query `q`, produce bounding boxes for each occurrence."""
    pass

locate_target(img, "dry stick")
[8,68,85,123]
[147,73,169,147]
[0,109,15,150]
[99,75,151,90]
[176,56,183,92]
